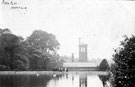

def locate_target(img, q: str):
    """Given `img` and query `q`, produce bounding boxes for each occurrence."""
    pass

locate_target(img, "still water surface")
[0,73,109,87]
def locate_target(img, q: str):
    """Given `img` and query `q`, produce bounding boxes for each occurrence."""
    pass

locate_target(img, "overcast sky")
[0,0,135,60]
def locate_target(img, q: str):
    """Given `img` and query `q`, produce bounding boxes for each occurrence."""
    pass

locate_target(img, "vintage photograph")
[0,0,135,87]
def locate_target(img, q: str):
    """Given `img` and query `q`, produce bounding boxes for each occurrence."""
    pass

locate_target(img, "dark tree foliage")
[25,30,60,70]
[111,35,135,87]
[99,59,109,71]
[27,30,60,52]
[0,28,29,70]
[99,75,110,87]
[0,28,60,71]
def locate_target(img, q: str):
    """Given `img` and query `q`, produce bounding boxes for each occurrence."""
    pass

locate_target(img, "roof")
[63,62,98,67]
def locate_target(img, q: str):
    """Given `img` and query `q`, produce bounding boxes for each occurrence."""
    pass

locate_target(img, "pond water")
[0,73,109,87]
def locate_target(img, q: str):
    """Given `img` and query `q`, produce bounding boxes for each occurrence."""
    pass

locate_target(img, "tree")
[0,28,11,35]
[27,30,60,52]
[99,59,109,71]
[26,30,60,70]
[0,29,60,71]
[19,40,43,70]
[0,28,29,70]
[111,35,135,87]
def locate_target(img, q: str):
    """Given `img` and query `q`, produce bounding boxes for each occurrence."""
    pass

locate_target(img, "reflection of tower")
[79,38,88,62]
[79,74,87,87]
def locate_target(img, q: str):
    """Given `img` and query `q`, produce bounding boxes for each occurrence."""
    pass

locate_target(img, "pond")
[0,73,109,87]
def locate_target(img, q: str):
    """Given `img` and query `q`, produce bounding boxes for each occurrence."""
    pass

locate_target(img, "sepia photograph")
[0,0,135,87]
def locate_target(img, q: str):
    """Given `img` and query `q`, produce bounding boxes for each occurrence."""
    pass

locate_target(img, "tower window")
[81,48,85,52]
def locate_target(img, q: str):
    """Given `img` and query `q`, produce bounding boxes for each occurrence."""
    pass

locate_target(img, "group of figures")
[52,67,68,72]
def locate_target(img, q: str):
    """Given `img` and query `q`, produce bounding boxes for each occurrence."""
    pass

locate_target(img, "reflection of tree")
[79,74,87,87]
[0,75,52,87]
[0,75,30,87]
[98,75,109,87]
[29,75,52,87]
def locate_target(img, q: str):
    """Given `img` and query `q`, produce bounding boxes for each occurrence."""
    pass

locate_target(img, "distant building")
[79,43,88,62]
[62,38,109,71]
[63,62,98,71]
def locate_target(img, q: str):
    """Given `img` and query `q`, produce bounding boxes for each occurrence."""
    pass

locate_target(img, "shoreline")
[0,71,109,75]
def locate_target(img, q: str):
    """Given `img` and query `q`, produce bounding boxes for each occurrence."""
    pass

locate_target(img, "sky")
[0,0,135,60]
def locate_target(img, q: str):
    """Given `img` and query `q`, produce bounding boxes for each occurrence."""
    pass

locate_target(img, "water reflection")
[79,74,87,87]
[48,74,103,87]
[0,75,52,87]
[0,73,107,87]
[98,75,110,87]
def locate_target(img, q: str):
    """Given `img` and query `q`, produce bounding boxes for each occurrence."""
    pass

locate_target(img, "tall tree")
[111,35,135,87]
[0,28,29,70]
[27,30,60,53]
[26,30,60,70]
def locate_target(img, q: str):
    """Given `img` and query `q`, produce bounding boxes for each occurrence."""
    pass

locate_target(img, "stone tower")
[79,38,88,62]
